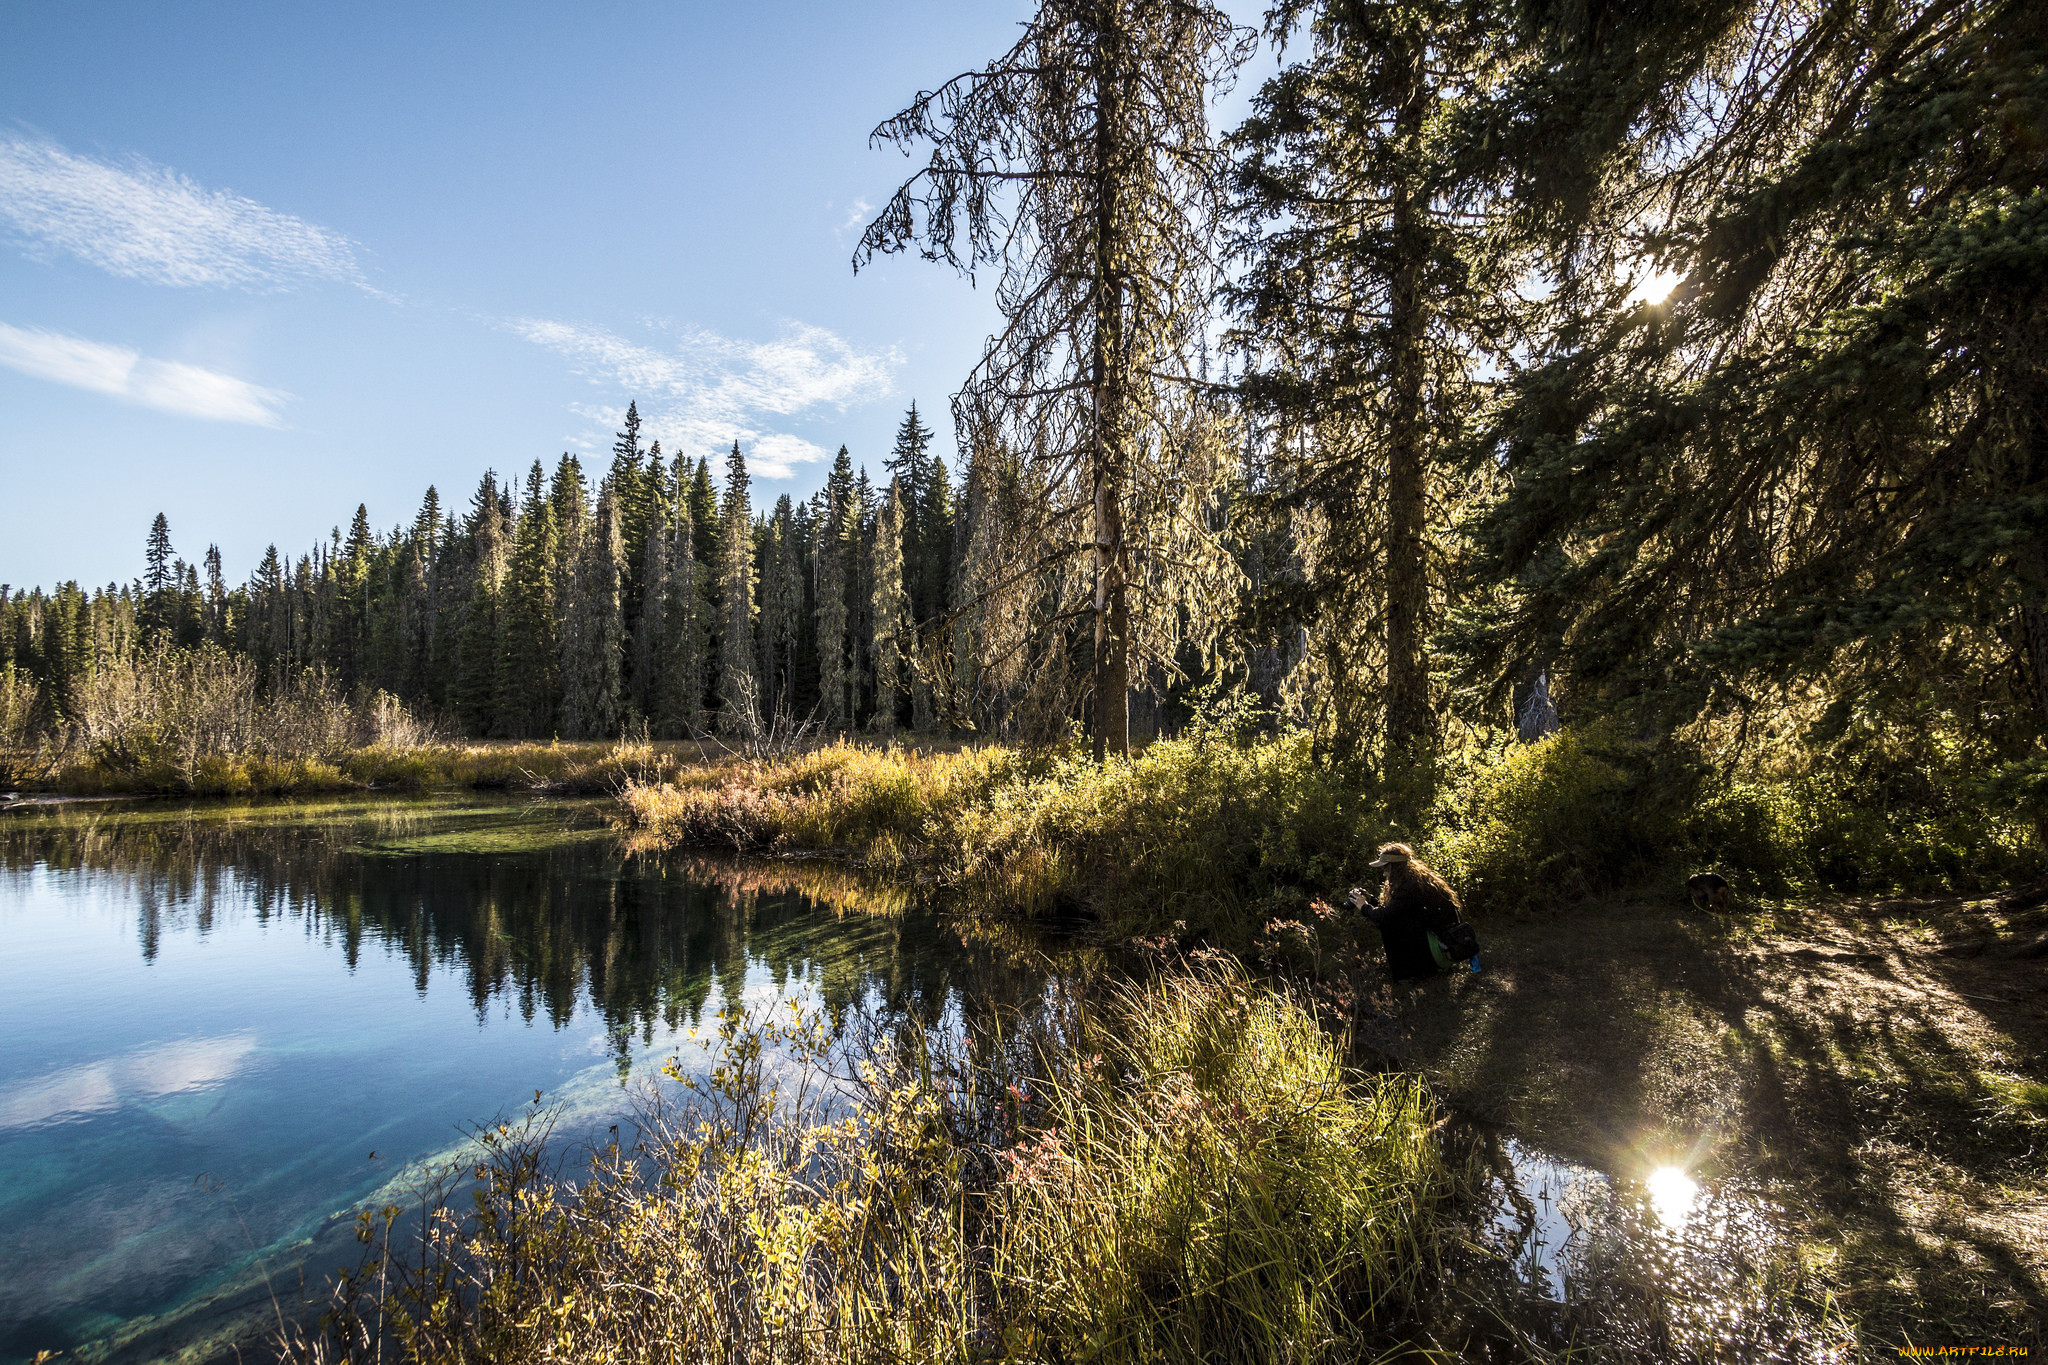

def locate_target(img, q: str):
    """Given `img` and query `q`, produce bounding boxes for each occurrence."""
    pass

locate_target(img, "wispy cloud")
[837,197,873,237]
[509,318,899,477]
[0,131,361,290]
[0,321,291,425]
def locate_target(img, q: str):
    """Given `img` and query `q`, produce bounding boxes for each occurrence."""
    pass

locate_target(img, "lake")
[0,796,1049,1364]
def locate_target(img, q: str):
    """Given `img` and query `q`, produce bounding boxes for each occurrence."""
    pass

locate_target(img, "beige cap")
[1368,842,1414,868]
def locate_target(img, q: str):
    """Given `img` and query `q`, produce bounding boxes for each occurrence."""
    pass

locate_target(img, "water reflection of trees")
[0,801,1055,1057]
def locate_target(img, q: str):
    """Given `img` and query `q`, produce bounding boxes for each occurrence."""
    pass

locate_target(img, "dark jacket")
[1365,877,1461,981]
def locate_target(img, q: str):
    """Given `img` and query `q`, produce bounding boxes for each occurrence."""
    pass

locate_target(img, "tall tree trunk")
[1384,52,1433,769]
[1092,5,1131,763]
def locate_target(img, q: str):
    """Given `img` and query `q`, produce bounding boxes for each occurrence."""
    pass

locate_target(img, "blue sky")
[3,1,1277,590]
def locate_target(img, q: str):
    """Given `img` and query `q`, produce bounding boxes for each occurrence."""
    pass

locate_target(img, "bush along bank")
[293,966,1448,1365]
[618,724,2046,952]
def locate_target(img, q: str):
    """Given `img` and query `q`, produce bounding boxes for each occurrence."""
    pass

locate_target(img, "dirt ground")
[1360,884,2048,1348]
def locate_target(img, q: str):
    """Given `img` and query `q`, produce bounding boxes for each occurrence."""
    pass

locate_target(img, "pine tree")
[499,461,560,737]
[868,482,910,732]
[714,442,756,729]
[560,482,625,739]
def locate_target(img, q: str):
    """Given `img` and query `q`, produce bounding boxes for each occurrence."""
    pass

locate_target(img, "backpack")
[1428,919,1481,970]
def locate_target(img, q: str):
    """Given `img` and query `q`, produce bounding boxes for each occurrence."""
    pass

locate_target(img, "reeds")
[288,965,1446,1365]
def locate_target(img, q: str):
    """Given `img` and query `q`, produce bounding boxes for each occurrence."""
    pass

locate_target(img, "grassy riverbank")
[611,728,2048,1351]
[295,967,1450,1365]
[3,737,723,798]
[617,725,2044,947]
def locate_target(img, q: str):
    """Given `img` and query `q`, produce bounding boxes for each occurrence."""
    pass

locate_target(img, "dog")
[1686,872,1733,913]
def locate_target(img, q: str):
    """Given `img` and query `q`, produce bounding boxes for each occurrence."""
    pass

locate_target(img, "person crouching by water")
[1347,842,1462,982]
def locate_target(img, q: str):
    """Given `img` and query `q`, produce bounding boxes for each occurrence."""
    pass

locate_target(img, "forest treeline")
[1,402,964,745]
[4,0,2045,832]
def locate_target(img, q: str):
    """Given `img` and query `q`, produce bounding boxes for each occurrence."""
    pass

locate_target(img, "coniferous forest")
[1,401,960,746]
[5,0,2044,824]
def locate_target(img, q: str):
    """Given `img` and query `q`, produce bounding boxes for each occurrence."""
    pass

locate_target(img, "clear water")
[0,797,1040,1364]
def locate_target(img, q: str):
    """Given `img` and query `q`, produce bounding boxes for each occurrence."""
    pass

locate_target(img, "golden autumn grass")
[289,965,1448,1365]
[617,732,1385,947]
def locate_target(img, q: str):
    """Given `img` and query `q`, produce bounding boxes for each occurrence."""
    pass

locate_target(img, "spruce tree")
[142,513,175,641]
[714,442,756,729]
[202,545,227,645]
[499,461,561,737]
[1228,0,1512,772]
[915,453,954,627]
[905,454,957,732]
[649,484,710,738]
[687,456,719,570]
[850,467,876,721]
[631,487,668,727]
[453,474,507,734]
[815,448,855,729]
[1457,0,2048,757]
[397,541,432,704]
[251,545,286,677]
[868,482,910,732]
[560,482,625,739]
[335,504,375,689]
[885,404,935,615]
[760,496,802,719]
[858,0,1253,758]
[609,405,652,690]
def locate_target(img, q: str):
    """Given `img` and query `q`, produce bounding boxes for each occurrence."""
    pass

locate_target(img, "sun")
[1627,269,1686,306]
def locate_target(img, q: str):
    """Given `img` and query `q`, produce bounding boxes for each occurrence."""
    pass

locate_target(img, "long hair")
[1377,842,1462,912]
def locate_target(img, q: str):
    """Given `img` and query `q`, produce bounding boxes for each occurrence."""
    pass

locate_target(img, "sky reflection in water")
[0,798,1040,1365]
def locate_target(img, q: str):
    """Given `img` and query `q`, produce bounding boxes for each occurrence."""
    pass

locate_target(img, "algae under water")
[0,796,1050,1364]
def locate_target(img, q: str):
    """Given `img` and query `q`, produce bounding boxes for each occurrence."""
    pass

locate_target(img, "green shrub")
[1431,722,2042,911]
[1426,725,1698,914]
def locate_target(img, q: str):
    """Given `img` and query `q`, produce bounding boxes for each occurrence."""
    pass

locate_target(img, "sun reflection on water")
[1646,1163,1701,1230]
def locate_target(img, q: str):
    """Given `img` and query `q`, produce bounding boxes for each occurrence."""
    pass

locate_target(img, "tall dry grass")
[287,964,1446,1365]
[6,644,725,797]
